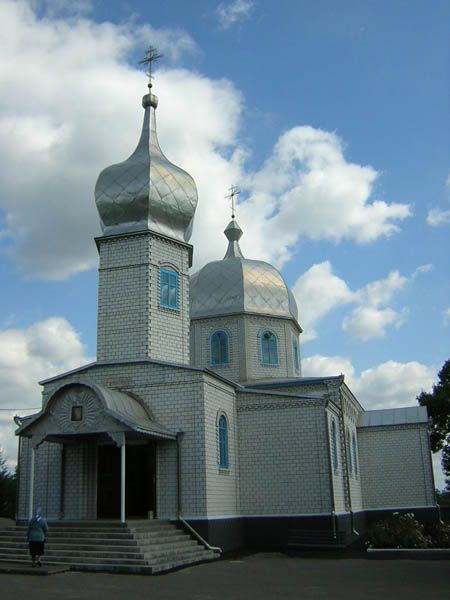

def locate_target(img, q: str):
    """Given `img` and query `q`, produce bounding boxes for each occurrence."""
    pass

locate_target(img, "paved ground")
[0,553,449,600]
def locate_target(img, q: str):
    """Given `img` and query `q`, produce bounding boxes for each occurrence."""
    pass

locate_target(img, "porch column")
[29,444,36,520]
[120,437,126,523]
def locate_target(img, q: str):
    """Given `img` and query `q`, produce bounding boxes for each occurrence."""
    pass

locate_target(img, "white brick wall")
[191,313,301,383]
[97,231,191,364]
[237,393,331,515]
[203,378,240,518]
[358,424,435,509]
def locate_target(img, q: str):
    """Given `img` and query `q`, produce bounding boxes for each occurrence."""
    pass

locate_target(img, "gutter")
[324,401,337,539]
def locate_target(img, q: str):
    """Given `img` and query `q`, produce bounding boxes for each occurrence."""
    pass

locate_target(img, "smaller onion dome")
[95,87,198,242]
[190,219,299,324]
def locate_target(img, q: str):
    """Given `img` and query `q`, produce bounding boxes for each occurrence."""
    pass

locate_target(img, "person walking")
[27,508,48,567]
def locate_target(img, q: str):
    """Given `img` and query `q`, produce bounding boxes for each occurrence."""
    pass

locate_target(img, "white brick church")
[14,77,437,551]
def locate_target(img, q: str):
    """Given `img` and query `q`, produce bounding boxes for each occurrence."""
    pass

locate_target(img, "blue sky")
[0,0,448,486]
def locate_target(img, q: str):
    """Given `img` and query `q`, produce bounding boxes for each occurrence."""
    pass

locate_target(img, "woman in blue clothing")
[27,508,48,567]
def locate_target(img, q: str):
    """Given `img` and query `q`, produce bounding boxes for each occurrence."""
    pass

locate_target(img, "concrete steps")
[0,520,220,574]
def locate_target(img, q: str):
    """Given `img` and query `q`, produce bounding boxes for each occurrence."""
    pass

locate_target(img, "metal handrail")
[178,517,222,554]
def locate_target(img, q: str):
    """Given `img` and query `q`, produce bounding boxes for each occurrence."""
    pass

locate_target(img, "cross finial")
[139,46,163,88]
[225,185,240,219]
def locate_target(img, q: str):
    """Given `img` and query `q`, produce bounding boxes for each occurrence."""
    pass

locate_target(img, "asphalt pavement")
[0,553,448,600]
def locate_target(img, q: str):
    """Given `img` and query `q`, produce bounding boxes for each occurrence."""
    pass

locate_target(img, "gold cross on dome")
[225,185,240,219]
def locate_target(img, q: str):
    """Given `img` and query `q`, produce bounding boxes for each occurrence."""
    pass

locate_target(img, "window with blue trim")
[218,414,229,469]
[346,428,353,475]
[261,331,278,365]
[293,340,300,373]
[211,331,229,365]
[331,419,338,471]
[352,432,358,477]
[160,268,178,309]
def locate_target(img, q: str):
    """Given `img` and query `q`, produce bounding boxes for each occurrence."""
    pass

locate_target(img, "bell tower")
[94,49,197,364]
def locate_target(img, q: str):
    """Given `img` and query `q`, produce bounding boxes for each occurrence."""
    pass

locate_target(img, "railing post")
[120,436,126,523]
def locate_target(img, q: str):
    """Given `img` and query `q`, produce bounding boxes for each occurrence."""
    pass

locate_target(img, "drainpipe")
[176,431,184,517]
[15,436,22,522]
[29,444,36,520]
[120,437,126,523]
[324,402,337,539]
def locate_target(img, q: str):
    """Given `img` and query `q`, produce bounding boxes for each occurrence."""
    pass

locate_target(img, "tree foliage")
[0,449,16,518]
[417,359,450,491]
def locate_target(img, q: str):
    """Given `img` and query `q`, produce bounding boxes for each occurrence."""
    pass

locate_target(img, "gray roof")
[16,382,175,441]
[95,91,197,242]
[190,219,299,323]
[358,406,428,427]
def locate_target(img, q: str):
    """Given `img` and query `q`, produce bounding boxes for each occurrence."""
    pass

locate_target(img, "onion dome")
[190,219,299,323]
[95,87,198,242]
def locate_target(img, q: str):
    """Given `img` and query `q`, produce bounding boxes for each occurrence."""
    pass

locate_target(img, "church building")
[14,72,437,553]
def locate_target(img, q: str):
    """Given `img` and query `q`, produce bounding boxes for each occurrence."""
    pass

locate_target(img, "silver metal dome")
[95,89,198,242]
[190,220,299,322]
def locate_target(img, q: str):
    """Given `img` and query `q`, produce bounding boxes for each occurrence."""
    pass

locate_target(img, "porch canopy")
[15,381,176,521]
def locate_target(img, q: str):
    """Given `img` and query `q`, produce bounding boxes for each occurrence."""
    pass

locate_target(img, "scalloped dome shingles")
[95,92,198,242]
[190,220,299,323]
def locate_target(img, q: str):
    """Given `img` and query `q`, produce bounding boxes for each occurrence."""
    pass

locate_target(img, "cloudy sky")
[0,0,448,486]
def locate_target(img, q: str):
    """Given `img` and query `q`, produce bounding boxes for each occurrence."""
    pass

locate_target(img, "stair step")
[0,520,220,574]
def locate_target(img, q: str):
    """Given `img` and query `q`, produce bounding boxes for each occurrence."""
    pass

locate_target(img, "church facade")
[14,78,437,551]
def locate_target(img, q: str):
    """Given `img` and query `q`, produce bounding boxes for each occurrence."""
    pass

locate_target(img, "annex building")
[14,76,437,552]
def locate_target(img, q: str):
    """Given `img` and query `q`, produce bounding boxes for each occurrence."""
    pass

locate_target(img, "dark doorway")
[97,443,155,519]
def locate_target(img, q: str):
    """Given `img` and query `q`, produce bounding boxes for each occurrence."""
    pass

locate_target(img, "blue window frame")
[346,428,353,475]
[261,331,278,365]
[160,268,178,309]
[218,414,229,469]
[352,433,358,477]
[331,419,338,471]
[211,331,229,365]
[293,340,300,373]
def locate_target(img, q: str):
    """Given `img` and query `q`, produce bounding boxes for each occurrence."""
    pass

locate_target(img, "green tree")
[417,359,450,491]
[0,449,16,518]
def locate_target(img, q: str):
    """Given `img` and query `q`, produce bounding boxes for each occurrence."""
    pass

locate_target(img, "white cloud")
[342,270,409,340]
[0,2,411,283]
[412,263,433,278]
[302,355,445,487]
[0,316,93,469]
[426,208,450,226]
[303,354,356,384]
[292,261,355,340]
[342,306,407,341]
[426,173,450,226]
[216,0,254,30]
[443,307,450,326]
[303,356,436,409]
[31,0,93,17]
[293,264,410,342]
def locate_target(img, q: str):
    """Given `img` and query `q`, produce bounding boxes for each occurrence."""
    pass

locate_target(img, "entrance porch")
[14,382,176,522]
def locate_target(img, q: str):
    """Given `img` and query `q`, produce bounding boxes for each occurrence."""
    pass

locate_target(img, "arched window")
[261,331,278,365]
[218,414,229,469]
[160,268,178,309]
[210,331,229,365]
[293,340,300,373]
[352,432,358,477]
[346,427,353,476]
[331,419,338,471]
